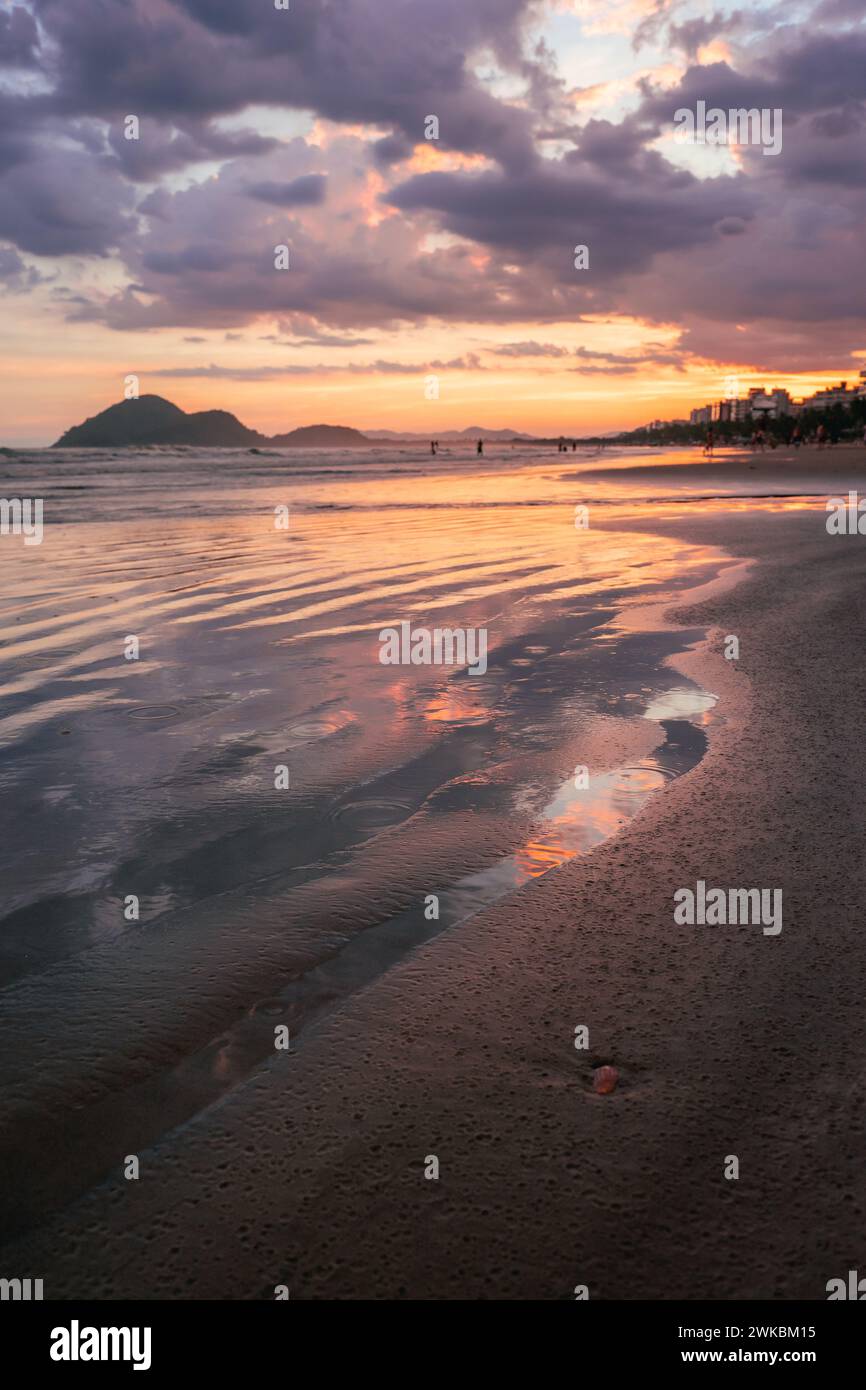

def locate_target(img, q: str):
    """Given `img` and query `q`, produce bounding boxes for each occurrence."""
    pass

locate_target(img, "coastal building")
[744,387,792,419]
[805,381,858,410]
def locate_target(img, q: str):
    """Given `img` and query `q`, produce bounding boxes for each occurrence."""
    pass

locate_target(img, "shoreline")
[4,459,866,1298]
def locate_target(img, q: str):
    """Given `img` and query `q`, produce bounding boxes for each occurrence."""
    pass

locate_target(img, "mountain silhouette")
[53,396,371,448]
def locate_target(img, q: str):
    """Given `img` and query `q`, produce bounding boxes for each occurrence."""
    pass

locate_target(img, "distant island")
[53,396,372,449]
[50,394,539,447]
[368,427,534,442]
[51,396,534,449]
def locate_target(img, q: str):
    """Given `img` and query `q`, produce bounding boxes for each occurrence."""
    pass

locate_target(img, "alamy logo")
[0,1276,43,1299]
[378,620,488,675]
[674,102,783,156]
[674,880,782,935]
[0,497,43,545]
[826,1270,866,1299]
[826,492,866,534]
[50,1320,152,1371]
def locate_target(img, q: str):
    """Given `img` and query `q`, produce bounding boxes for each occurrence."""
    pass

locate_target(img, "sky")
[1,0,865,444]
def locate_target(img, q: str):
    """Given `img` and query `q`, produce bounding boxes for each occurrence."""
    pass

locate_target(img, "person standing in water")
[477,439,483,455]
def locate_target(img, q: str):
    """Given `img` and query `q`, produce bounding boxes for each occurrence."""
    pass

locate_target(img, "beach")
[2,444,866,1298]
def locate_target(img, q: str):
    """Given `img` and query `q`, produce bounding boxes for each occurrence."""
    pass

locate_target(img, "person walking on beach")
[791,425,802,448]
[704,427,714,458]
[817,423,828,450]
[430,440,436,455]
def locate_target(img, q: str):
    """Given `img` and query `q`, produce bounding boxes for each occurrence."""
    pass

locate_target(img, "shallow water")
[0,443,808,1235]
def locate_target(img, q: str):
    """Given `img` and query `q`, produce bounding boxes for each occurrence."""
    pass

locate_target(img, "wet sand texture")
[5,497,866,1299]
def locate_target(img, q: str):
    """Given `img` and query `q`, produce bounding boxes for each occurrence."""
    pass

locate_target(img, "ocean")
[0,441,746,1234]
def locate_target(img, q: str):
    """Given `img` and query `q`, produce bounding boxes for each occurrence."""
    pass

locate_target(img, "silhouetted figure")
[477,439,483,455]
[572,440,577,451]
[430,440,437,455]
[704,428,714,458]
[817,423,828,450]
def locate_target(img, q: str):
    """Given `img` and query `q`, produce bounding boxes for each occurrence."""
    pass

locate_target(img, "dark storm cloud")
[0,6,39,66]
[28,0,541,170]
[811,0,866,19]
[0,245,45,289]
[777,106,866,187]
[371,133,415,168]
[666,12,742,59]
[143,243,244,274]
[0,145,136,255]
[245,175,327,207]
[386,157,754,276]
[639,32,866,132]
[2,0,865,381]
[107,120,276,181]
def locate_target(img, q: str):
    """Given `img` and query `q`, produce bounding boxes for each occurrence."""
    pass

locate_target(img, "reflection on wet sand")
[0,442,794,1242]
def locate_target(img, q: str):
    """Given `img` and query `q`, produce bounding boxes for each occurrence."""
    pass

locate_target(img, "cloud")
[25,0,543,171]
[107,119,276,182]
[0,6,39,66]
[244,174,327,207]
[493,341,571,357]
[0,145,136,256]
[386,153,754,281]
[0,0,863,386]
[151,354,487,380]
[0,245,45,290]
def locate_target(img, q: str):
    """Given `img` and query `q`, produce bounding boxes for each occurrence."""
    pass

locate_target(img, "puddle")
[433,712,710,911]
[125,704,182,721]
[329,796,412,836]
[206,693,716,1073]
[285,710,355,743]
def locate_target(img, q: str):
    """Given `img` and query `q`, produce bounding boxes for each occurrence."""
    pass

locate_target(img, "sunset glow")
[1,2,864,444]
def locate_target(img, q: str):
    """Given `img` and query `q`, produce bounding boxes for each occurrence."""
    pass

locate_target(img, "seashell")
[593,1065,619,1095]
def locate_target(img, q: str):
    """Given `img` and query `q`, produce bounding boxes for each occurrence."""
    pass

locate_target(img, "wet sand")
[4,447,866,1298]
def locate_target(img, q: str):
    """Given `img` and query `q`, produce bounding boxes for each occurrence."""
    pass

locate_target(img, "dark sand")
[4,447,866,1299]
